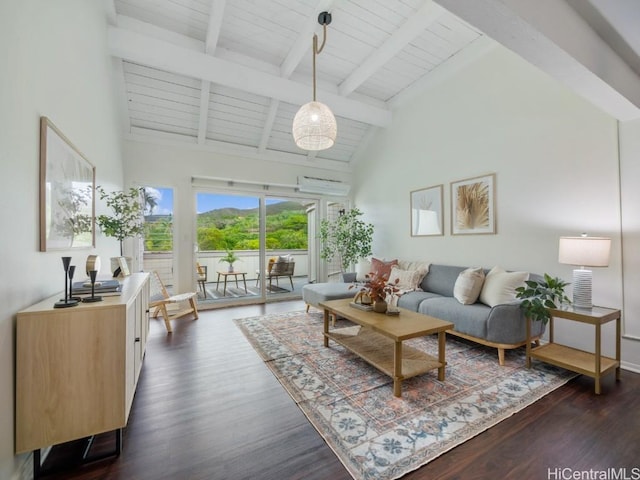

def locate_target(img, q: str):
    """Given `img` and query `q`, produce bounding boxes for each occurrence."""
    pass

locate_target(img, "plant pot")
[228,265,234,273]
[373,299,387,313]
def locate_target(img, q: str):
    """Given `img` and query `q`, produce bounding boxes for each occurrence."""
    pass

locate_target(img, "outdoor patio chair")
[196,263,208,298]
[149,271,199,333]
[255,256,295,291]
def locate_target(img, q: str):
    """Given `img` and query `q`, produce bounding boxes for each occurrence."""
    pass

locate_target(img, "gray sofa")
[302,263,546,365]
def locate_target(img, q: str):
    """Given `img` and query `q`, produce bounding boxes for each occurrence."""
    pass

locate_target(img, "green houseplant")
[515,274,571,324]
[219,248,240,272]
[319,207,374,274]
[96,186,145,256]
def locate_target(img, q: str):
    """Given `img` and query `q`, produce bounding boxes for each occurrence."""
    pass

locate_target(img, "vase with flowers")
[351,272,400,313]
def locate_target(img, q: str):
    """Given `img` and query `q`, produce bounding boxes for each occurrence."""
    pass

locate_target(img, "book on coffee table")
[349,302,373,311]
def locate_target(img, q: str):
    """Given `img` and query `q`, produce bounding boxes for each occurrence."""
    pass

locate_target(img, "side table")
[526,305,621,394]
[216,271,248,296]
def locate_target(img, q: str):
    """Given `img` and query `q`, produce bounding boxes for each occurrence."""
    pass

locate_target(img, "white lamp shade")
[292,101,337,151]
[558,236,611,267]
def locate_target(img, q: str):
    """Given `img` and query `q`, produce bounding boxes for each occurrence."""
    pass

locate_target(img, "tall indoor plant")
[319,207,374,274]
[96,186,146,256]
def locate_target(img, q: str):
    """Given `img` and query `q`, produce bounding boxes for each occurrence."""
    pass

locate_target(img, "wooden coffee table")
[320,298,453,397]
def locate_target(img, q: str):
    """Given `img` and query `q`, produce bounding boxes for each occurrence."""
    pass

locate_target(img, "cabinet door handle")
[135,337,141,343]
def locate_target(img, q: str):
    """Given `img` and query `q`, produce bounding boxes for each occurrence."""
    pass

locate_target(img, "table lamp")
[558,235,611,308]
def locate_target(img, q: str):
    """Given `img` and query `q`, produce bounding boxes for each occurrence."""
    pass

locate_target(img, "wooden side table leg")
[242,274,247,293]
[525,316,532,368]
[393,341,403,397]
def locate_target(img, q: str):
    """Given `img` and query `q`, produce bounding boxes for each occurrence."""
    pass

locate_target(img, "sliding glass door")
[194,190,315,308]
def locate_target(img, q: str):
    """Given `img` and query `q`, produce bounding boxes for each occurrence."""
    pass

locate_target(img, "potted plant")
[219,248,240,272]
[96,186,145,257]
[351,272,399,313]
[319,207,374,275]
[515,274,571,324]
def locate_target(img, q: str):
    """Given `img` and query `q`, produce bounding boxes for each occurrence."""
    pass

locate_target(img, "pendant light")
[292,11,337,151]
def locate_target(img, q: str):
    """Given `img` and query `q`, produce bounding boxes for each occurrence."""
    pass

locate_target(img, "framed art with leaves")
[450,173,496,235]
[40,116,95,251]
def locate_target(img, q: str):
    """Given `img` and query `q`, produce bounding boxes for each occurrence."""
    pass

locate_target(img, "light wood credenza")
[15,273,150,467]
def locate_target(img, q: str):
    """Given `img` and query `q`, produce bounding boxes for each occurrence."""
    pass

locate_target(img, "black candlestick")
[67,265,82,302]
[54,257,79,308]
[82,270,102,303]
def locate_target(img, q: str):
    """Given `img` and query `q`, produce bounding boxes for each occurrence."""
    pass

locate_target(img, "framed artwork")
[117,256,130,277]
[410,184,443,236]
[39,116,95,251]
[450,173,496,235]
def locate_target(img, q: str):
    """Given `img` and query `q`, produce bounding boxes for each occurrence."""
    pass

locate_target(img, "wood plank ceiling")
[109,0,484,170]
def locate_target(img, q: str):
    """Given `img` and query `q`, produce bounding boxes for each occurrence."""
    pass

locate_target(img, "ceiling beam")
[197,81,210,144]
[258,100,279,153]
[339,0,445,96]
[198,1,227,146]
[435,0,640,120]
[205,0,225,55]
[108,26,393,127]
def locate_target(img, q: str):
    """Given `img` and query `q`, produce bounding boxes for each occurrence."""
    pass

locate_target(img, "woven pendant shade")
[292,101,337,151]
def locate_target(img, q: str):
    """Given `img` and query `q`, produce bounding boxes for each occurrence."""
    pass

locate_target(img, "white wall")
[0,1,124,478]
[619,118,640,370]
[354,45,638,368]
[123,140,351,291]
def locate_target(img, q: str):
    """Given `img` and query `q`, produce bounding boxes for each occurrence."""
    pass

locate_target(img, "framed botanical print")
[40,116,95,251]
[410,184,443,236]
[450,173,496,235]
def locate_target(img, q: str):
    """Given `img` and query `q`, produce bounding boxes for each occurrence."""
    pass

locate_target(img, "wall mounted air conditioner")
[297,176,351,196]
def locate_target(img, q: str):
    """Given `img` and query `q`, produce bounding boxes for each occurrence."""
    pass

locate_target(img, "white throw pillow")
[388,266,424,292]
[479,266,529,307]
[453,267,485,305]
[355,258,372,282]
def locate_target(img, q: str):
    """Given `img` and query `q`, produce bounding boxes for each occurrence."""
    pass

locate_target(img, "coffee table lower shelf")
[325,326,444,392]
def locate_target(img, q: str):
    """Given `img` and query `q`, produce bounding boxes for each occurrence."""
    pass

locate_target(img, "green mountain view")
[145,201,308,252]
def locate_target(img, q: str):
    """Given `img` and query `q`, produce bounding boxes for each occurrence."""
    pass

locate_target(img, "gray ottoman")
[302,282,354,312]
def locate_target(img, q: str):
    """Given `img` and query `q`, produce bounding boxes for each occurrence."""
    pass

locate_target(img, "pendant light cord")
[312,23,328,102]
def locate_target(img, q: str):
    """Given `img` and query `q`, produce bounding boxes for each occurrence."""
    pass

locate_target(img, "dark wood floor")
[41,301,640,480]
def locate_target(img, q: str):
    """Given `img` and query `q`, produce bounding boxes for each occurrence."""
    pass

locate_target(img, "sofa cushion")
[420,264,468,297]
[453,267,485,305]
[397,291,443,312]
[418,297,490,339]
[371,257,398,279]
[479,266,529,307]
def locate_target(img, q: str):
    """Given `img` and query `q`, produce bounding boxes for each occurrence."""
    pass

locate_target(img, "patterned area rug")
[234,311,575,480]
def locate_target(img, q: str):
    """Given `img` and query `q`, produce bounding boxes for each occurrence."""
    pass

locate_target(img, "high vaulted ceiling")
[107,0,640,172]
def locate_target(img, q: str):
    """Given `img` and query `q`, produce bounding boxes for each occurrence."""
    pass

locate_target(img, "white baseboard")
[621,361,640,374]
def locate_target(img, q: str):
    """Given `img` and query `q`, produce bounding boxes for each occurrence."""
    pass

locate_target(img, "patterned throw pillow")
[370,257,398,280]
[479,266,529,307]
[388,266,424,292]
[453,267,486,305]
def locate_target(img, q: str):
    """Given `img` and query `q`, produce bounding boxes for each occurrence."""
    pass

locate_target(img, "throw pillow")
[453,267,486,305]
[479,266,529,307]
[355,258,372,282]
[370,257,398,280]
[388,266,424,292]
